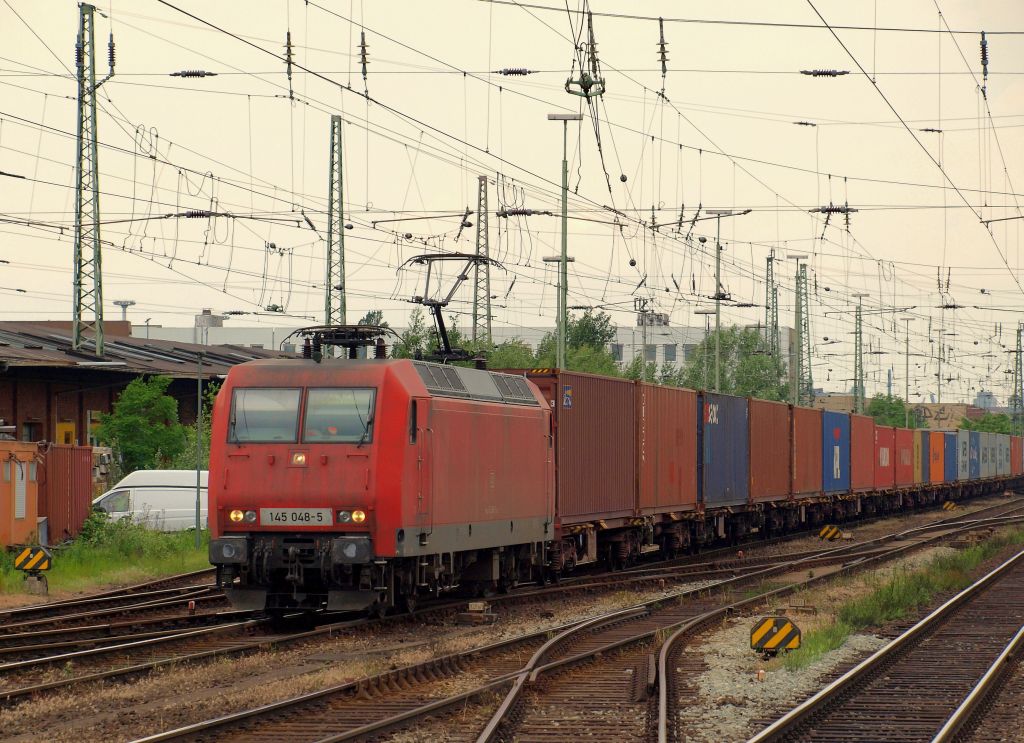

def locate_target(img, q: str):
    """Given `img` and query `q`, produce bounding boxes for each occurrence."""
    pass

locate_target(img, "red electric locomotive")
[208,358,553,614]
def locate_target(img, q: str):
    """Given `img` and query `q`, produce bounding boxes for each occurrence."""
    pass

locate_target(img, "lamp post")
[695,308,716,391]
[113,299,135,322]
[546,112,583,370]
[704,209,751,392]
[900,317,914,427]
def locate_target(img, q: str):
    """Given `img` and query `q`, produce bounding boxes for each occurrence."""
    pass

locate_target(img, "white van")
[92,470,209,531]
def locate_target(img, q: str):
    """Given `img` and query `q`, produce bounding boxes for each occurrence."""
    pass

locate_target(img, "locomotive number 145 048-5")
[258,508,334,525]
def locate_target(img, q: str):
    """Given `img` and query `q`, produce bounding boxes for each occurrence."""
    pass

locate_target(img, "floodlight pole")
[548,112,583,369]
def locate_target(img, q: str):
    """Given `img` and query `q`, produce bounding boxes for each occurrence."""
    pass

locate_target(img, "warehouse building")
[0,321,292,445]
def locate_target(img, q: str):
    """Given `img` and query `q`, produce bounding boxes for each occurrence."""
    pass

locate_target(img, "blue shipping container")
[943,432,957,482]
[700,392,750,507]
[821,410,851,493]
[969,431,981,479]
[920,431,930,483]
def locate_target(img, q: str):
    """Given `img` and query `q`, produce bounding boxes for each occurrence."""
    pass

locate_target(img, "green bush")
[1,513,210,594]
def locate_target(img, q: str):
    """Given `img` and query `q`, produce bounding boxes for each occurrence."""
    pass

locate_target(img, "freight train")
[207,358,1023,613]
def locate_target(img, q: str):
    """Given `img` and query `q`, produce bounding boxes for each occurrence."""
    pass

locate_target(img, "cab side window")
[97,489,130,514]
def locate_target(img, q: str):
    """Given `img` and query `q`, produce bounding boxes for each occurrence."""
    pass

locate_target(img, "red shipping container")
[749,399,791,502]
[894,428,914,486]
[850,414,874,492]
[791,406,822,496]
[1012,435,1023,477]
[874,426,895,490]
[527,371,636,524]
[637,383,697,514]
[929,431,945,483]
[37,444,93,543]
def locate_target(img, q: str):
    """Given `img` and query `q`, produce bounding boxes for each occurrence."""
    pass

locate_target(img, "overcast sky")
[3,0,1023,403]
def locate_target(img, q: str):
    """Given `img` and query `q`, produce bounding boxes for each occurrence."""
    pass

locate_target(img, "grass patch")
[782,527,1024,671]
[0,512,210,594]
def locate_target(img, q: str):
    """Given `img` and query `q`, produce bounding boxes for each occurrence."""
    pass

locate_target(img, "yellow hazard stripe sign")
[819,525,841,541]
[943,501,958,511]
[14,546,52,572]
[751,616,801,652]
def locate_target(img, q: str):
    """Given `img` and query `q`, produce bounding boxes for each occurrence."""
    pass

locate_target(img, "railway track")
[944,621,1024,743]
[0,568,216,626]
[746,545,1024,743]
[135,510,1018,743]
[3,499,1018,711]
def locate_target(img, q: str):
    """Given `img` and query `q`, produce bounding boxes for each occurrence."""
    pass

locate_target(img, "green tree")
[390,308,430,358]
[357,309,388,328]
[96,376,186,474]
[678,326,786,399]
[171,382,220,470]
[567,309,616,349]
[866,394,912,427]
[535,310,620,374]
[488,338,537,369]
[959,412,1013,434]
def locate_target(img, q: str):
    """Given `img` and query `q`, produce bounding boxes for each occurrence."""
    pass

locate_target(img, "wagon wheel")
[397,588,418,615]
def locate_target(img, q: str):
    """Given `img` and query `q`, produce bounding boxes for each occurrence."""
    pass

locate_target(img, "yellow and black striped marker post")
[751,616,801,654]
[819,525,841,541]
[943,501,958,511]
[14,546,52,572]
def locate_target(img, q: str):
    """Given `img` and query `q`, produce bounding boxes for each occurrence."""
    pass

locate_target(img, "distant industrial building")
[135,312,795,376]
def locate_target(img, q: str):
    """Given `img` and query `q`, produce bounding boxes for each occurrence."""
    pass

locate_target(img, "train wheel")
[398,591,418,615]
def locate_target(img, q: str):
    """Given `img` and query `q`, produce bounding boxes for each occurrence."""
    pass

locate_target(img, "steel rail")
[653,517,1012,742]
[0,568,215,622]
[479,516,990,743]
[475,607,649,742]
[131,616,590,743]
[137,512,1021,743]
[0,588,222,633]
[930,620,1024,743]
[746,546,1024,743]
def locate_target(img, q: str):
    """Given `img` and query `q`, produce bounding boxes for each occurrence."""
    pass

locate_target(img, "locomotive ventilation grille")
[413,361,538,406]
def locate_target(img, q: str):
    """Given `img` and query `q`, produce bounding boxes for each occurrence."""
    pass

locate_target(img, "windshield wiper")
[356,415,374,448]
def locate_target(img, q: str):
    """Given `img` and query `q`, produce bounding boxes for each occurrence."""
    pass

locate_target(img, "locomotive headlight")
[352,509,367,523]
[229,509,244,523]
[337,510,352,523]
[243,510,257,523]
[291,452,307,466]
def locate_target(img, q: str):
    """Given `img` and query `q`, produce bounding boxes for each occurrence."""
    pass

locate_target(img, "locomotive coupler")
[285,545,303,585]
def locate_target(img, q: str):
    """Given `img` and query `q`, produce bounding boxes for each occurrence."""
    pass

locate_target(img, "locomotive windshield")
[303,388,376,444]
[228,388,301,443]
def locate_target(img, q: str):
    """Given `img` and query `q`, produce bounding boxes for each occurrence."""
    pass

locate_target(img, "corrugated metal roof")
[0,322,293,378]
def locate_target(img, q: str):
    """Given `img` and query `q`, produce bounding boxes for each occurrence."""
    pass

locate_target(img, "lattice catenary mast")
[326,115,347,333]
[1013,322,1022,435]
[765,252,779,360]
[795,263,814,405]
[73,3,114,355]
[853,293,868,414]
[471,175,492,345]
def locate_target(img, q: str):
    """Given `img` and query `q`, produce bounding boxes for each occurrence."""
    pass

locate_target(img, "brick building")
[0,321,291,445]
